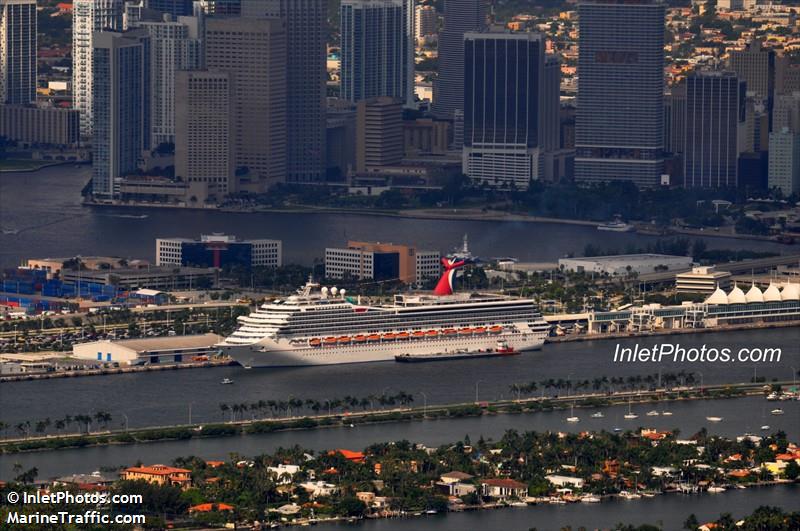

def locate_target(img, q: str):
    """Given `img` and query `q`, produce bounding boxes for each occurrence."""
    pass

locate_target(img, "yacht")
[706,416,723,423]
[220,261,550,367]
[770,408,784,416]
[646,410,660,417]
[590,411,605,418]
[597,220,635,232]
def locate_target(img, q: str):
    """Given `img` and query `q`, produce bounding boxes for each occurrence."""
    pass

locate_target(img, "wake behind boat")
[219,259,550,368]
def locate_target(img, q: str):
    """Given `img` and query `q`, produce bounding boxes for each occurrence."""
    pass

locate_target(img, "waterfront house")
[480,478,527,500]
[121,464,191,488]
[439,471,474,484]
[299,480,339,498]
[332,449,366,463]
[189,503,234,513]
[53,472,117,490]
[545,475,585,489]
[356,492,375,504]
[436,480,476,497]
[268,464,301,484]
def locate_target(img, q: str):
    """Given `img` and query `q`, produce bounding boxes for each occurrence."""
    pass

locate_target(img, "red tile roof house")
[121,464,192,488]
[480,479,528,500]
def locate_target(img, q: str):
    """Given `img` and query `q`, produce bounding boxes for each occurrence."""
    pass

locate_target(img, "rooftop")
[79,333,222,353]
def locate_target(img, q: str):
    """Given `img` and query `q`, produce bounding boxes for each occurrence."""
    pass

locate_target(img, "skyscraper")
[355,96,403,172]
[147,0,194,16]
[0,0,36,104]
[175,70,234,202]
[91,30,150,198]
[683,71,745,188]
[139,12,204,149]
[73,0,124,137]
[241,0,326,182]
[768,91,800,195]
[205,17,286,190]
[414,4,437,40]
[462,32,544,189]
[432,0,486,120]
[663,83,686,155]
[340,0,409,103]
[729,41,774,104]
[575,0,665,187]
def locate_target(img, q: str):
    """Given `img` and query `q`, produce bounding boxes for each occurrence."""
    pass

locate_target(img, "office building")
[355,96,403,172]
[729,40,774,109]
[542,54,561,153]
[0,105,80,146]
[205,17,286,190]
[675,266,732,294]
[139,13,204,149]
[1,0,36,104]
[325,241,440,283]
[415,4,436,40]
[241,0,326,182]
[575,0,665,187]
[326,98,357,179]
[683,71,745,188]
[73,0,124,137]
[773,91,800,132]
[432,0,486,120]
[462,32,544,189]
[403,118,448,156]
[340,0,410,103]
[767,128,800,196]
[663,83,686,154]
[91,31,150,199]
[156,234,282,268]
[174,70,234,202]
[147,0,194,16]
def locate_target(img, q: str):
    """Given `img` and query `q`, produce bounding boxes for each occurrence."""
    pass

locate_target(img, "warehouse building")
[558,254,693,276]
[72,333,222,365]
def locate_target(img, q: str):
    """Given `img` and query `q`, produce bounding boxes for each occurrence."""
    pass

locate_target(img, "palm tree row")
[509,371,700,399]
[218,391,416,422]
[0,411,113,439]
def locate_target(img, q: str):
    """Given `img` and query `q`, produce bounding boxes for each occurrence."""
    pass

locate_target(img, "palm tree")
[219,403,230,421]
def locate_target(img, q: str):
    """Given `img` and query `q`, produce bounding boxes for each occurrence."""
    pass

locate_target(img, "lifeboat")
[458,328,473,335]
[425,330,438,337]
[412,331,426,339]
[309,338,322,347]
[337,336,351,343]
[443,329,456,335]
[353,335,367,343]
[396,332,410,340]
[474,327,487,334]
[367,334,381,342]
[323,337,337,345]
[489,325,503,334]
[382,333,396,340]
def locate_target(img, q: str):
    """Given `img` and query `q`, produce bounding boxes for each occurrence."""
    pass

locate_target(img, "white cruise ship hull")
[222,330,548,368]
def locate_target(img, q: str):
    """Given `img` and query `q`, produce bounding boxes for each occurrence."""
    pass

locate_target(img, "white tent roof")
[763,284,782,302]
[780,283,800,301]
[705,286,729,305]
[727,284,746,304]
[744,284,764,303]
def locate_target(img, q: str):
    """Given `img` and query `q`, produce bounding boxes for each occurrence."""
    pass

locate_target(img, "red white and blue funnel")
[433,258,466,296]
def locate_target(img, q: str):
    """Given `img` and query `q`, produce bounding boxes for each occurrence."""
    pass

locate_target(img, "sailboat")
[566,404,580,423]
[624,399,638,420]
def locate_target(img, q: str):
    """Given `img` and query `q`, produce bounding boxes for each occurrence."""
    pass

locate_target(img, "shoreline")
[0,381,779,455]
[0,160,88,173]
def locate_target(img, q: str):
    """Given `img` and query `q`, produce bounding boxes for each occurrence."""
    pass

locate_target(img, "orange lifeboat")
[412,331,426,339]
[323,336,337,345]
[489,325,503,334]
[367,334,381,342]
[354,335,367,343]
[309,338,322,347]
[396,331,410,340]
[443,329,456,335]
[382,333,396,340]
[425,330,438,337]
[458,328,473,335]
[337,336,351,343]
[474,327,487,334]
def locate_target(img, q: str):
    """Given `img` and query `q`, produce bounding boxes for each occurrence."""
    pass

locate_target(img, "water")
[1,395,796,479]
[315,484,799,531]
[0,328,797,429]
[0,166,793,268]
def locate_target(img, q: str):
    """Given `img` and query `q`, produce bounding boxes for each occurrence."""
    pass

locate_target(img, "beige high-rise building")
[205,17,286,191]
[175,70,234,203]
[355,96,403,173]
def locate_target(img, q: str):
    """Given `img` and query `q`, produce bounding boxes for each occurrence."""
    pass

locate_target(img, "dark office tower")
[684,71,745,189]
[0,0,36,104]
[542,54,561,153]
[91,31,150,199]
[205,17,287,190]
[242,0,326,182]
[340,0,409,103]
[432,0,486,120]
[663,83,686,155]
[462,32,543,190]
[147,0,193,16]
[575,0,665,188]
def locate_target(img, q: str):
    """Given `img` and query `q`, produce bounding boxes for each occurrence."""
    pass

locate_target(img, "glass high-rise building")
[340,0,410,104]
[462,32,544,190]
[432,0,486,121]
[575,0,665,187]
[0,0,36,105]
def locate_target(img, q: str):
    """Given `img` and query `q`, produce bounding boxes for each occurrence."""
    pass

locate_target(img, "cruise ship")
[220,259,550,367]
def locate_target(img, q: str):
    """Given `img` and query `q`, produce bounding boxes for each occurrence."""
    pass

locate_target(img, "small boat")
[646,410,660,417]
[442,329,457,335]
[641,492,656,498]
[495,340,516,355]
[661,411,673,417]
[597,220,635,232]
[580,495,601,503]
[337,336,351,343]
[770,408,784,416]
[613,427,623,433]
[707,486,726,493]
[382,333,396,340]
[766,392,779,401]
[706,416,723,423]
[220,378,234,385]
[474,327,487,334]
[412,331,426,339]
[425,330,438,337]
[511,501,528,507]
[353,335,367,342]
[591,412,605,418]
[618,491,641,500]
[624,399,637,419]
[424,509,438,515]
[761,425,771,430]
[566,404,580,423]
[323,337,337,345]
[566,416,580,423]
